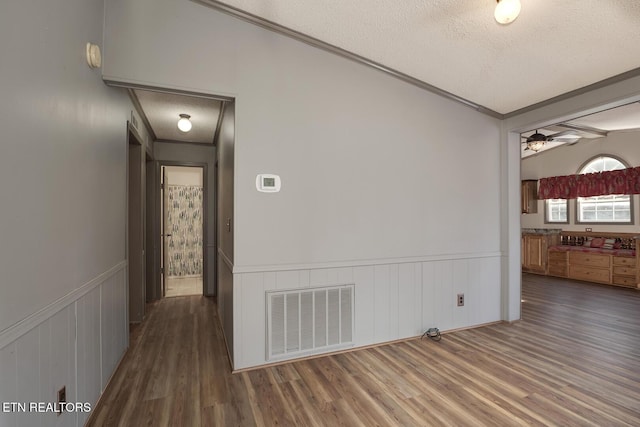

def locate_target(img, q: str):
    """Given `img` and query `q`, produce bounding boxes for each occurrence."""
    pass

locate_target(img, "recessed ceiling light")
[495,0,521,25]
[177,114,192,133]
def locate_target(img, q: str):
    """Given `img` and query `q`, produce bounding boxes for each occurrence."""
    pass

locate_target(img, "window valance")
[538,166,640,199]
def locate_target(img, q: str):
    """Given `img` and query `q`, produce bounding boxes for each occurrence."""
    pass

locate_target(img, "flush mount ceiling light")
[177,114,192,132]
[495,0,521,25]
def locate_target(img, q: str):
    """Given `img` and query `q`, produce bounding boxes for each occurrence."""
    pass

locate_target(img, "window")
[576,156,632,224]
[545,199,568,223]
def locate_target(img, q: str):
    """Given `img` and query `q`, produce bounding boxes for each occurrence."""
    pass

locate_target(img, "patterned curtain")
[167,185,203,277]
[538,166,640,199]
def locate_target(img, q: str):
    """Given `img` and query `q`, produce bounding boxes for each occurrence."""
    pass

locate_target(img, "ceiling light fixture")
[177,114,192,133]
[526,130,547,152]
[494,0,521,25]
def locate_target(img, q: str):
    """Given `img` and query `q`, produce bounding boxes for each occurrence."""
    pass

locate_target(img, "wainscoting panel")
[233,254,502,370]
[100,270,128,394]
[398,263,423,339]
[273,270,310,290]
[237,272,265,369]
[373,264,394,343]
[16,328,39,426]
[354,266,375,346]
[77,286,102,425]
[0,262,127,427]
[0,305,78,427]
[218,252,234,364]
[49,305,77,427]
[0,343,18,426]
[470,256,502,325]
[452,258,471,329]
[423,260,454,331]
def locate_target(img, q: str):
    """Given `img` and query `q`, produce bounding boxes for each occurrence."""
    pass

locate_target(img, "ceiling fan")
[521,129,581,152]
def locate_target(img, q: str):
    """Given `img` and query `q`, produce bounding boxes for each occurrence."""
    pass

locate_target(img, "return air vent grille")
[267,285,354,360]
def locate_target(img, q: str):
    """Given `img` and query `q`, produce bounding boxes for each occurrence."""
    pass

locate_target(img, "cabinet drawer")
[569,265,610,284]
[613,266,636,276]
[548,257,567,267]
[613,256,636,267]
[612,275,637,287]
[548,251,568,262]
[569,252,610,268]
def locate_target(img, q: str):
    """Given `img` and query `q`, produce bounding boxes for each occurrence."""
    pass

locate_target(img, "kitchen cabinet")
[568,252,611,284]
[521,180,538,214]
[522,234,546,274]
[548,232,638,288]
[548,250,568,277]
[612,256,637,287]
[522,230,560,275]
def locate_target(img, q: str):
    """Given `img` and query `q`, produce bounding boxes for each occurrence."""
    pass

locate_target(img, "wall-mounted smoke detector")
[86,43,102,69]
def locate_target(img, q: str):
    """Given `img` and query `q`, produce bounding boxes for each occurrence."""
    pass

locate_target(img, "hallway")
[87,296,249,426]
[87,277,640,426]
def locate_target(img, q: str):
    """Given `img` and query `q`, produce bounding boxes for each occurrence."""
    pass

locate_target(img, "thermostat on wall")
[256,174,281,193]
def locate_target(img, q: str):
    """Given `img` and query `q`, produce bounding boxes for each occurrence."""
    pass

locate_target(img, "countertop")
[521,228,562,235]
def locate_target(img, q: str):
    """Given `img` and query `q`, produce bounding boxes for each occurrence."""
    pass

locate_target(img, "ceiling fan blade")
[547,130,580,142]
[556,123,608,138]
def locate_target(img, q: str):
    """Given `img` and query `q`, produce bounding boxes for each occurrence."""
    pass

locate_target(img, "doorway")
[161,165,206,297]
[128,124,145,322]
[111,84,232,301]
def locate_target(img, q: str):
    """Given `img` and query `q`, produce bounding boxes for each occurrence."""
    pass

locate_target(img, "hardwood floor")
[87,275,640,426]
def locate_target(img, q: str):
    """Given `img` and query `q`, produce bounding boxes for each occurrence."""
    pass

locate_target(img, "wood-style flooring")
[87,274,640,426]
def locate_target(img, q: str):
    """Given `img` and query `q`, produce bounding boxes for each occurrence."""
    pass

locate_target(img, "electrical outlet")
[585,227,592,232]
[57,386,66,415]
[457,293,464,307]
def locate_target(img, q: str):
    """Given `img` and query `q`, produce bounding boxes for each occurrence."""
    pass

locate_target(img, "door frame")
[155,161,209,298]
[145,152,155,304]
[127,122,145,323]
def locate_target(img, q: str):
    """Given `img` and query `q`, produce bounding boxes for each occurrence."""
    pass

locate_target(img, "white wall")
[0,0,132,424]
[104,0,503,369]
[521,130,640,232]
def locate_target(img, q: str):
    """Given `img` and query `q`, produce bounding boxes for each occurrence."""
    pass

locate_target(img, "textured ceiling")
[133,90,222,144]
[209,0,640,114]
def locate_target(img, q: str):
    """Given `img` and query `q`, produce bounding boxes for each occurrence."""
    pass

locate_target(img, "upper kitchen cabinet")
[521,179,538,214]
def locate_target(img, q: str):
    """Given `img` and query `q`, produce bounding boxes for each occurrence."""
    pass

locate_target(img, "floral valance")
[538,166,640,199]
